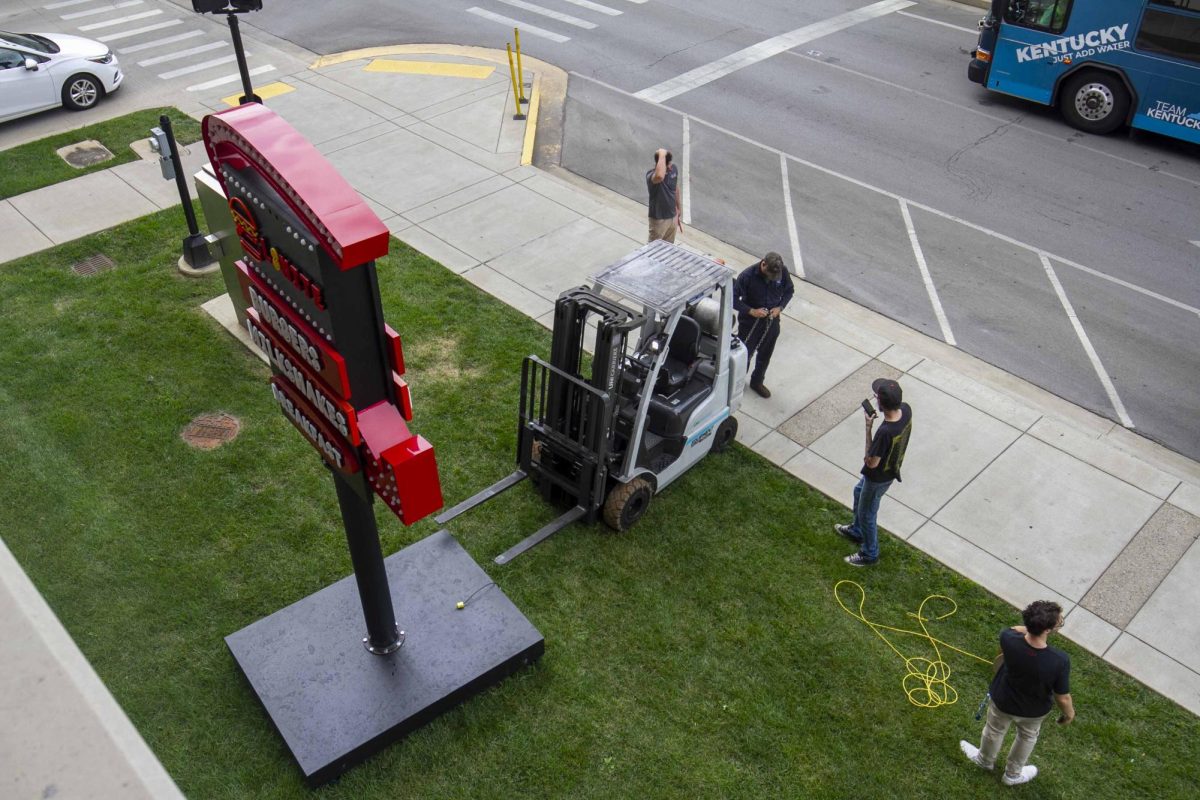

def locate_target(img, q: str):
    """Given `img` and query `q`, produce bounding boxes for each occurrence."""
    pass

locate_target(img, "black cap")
[872,378,902,409]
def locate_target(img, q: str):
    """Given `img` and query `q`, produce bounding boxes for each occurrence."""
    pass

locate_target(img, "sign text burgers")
[203,104,442,524]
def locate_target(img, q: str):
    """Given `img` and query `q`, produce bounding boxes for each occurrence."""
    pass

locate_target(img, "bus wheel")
[1060,72,1129,135]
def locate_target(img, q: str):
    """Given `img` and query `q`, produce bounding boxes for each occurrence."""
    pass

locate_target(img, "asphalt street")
[9,0,1199,459]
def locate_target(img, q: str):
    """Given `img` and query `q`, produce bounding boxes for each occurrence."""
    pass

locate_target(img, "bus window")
[1003,0,1072,33]
[1136,4,1200,63]
[1148,1,1199,10]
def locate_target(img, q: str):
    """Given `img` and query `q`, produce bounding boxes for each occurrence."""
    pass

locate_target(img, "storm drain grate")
[71,253,116,277]
[181,413,241,450]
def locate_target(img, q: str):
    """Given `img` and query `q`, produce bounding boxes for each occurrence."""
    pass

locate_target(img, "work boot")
[750,382,771,398]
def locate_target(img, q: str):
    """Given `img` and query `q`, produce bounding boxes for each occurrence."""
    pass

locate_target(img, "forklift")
[436,241,749,563]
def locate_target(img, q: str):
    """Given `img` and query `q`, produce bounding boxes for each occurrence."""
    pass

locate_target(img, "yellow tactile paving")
[363,59,495,79]
[221,82,295,107]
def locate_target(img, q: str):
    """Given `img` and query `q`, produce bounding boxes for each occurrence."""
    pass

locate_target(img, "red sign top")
[203,103,389,269]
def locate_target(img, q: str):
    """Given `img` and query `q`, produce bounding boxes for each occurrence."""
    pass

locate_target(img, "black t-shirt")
[646,164,678,220]
[861,403,911,483]
[989,628,1071,717]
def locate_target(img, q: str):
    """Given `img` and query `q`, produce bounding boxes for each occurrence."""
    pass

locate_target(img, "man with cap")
[834,377,912,566]
[733,252,794,398]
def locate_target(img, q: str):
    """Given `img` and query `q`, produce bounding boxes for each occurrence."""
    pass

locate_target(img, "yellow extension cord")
[834,580,992,708]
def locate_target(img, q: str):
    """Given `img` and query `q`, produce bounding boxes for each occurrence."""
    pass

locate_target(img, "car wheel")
[712,416,738,453]
[603,477,652,532]
[1059,71,1129,135]
[62,74,103,111]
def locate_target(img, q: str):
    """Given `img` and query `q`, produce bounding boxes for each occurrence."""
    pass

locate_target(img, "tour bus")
[968,0,1200,144]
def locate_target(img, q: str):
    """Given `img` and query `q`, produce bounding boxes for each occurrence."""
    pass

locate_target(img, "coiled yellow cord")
[834,580,991,708]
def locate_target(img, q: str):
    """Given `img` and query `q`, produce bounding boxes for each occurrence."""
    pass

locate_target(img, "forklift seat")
[658,315,701,391]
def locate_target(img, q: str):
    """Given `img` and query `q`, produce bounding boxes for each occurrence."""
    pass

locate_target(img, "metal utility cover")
[592,241,729,314]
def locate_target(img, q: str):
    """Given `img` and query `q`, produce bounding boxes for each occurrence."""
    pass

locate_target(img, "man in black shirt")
[834,378,911,565]
[732,252,794,398]
[960,600,1075,786]
[646,148,681,243]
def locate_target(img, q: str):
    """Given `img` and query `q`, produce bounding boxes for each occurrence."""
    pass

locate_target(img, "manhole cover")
[181,413,241,450]
[56,139,115,168]
[70,253,115,276]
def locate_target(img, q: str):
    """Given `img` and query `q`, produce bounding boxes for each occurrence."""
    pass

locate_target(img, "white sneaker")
[959,740,992,770]
[1002,765,1038,786]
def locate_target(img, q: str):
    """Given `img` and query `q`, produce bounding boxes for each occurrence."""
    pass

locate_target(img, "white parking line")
[681,116,692,226]
[896,10,978,35]
[634,0,915,103]
[96,20,182,42]
[78,9,161,31]
[185,64,275,92]
[157,53,239,80]
[494,0,597,28]
[117,30,203,54]
[466,8,570,43]
[562,0,622,15]
[1039,253,1133,427]
[61,1,143,20]
[899,199,955,345]
[781,154,804,279]
[138,41,226,67]
[573,71,1200,318]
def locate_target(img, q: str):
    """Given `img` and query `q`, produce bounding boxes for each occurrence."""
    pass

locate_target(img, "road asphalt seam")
[1038,253,1135,428]
[899,198,956,347]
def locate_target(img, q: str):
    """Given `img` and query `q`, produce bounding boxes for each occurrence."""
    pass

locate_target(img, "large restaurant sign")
[203,103,441,524]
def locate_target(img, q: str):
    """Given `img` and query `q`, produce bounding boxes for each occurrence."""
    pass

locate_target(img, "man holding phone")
[833,377,912,566]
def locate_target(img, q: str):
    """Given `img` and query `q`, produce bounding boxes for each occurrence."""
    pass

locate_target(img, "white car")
[0,30,123,123]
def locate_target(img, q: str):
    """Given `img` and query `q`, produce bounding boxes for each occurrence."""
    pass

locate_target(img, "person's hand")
[675,211,684,232]
[769,306,781,319]
[865,411,875,426]
[750,308,768,318]
[1057,714,1074,725]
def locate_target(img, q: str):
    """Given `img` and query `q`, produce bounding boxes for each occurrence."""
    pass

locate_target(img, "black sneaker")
[844,553,878,567]
[834,524,862,544]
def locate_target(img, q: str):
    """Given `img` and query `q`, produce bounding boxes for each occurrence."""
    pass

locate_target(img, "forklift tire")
[712,416,738,453]
[603,477,652,532]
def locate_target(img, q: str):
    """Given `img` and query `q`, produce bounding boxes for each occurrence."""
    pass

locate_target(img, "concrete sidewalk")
[2,42,1198,793]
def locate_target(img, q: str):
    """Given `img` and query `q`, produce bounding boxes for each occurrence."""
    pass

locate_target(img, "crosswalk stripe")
[96,19,181,42]
[138,40,226,67]
[561,0,622,15]
[466,7,570,42]
[78,9,162,31]
[157,53,239,79]
[186,64,275,92]
[494,0,596,28]
[117,30,204,54]
[44,0,94,9]
[61,1,143,20]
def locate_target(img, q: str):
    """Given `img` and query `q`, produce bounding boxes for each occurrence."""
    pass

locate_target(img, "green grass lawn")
[1,210,1196,799]
[0,107,201,199]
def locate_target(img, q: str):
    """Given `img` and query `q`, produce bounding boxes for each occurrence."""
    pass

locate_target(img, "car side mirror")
[24,57,38,71]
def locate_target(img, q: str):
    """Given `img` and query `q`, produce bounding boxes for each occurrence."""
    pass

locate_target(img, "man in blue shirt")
[732,252,794,398]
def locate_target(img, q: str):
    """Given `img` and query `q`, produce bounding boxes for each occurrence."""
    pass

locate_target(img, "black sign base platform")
[225,530,544,787]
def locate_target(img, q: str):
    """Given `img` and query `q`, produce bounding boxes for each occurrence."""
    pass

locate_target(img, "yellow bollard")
[506,43,526,120]
[514,28,528,104]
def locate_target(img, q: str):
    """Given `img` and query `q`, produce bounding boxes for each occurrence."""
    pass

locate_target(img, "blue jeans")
[847,475,893,562]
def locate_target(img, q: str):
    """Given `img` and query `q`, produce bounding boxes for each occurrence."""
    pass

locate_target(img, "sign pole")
[332,471,402,654]
[227,13,262,105]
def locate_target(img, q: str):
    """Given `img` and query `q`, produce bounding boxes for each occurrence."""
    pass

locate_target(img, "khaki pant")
[978,702,1047,778]
[648,216,677,243]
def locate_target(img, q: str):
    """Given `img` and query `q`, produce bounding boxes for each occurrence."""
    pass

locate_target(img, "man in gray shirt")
[646,148,682,243]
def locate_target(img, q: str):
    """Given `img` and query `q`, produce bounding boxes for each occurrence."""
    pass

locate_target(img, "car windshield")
[0,31,58,54]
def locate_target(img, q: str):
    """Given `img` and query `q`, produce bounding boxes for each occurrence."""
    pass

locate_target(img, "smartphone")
[861,398,877,417]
